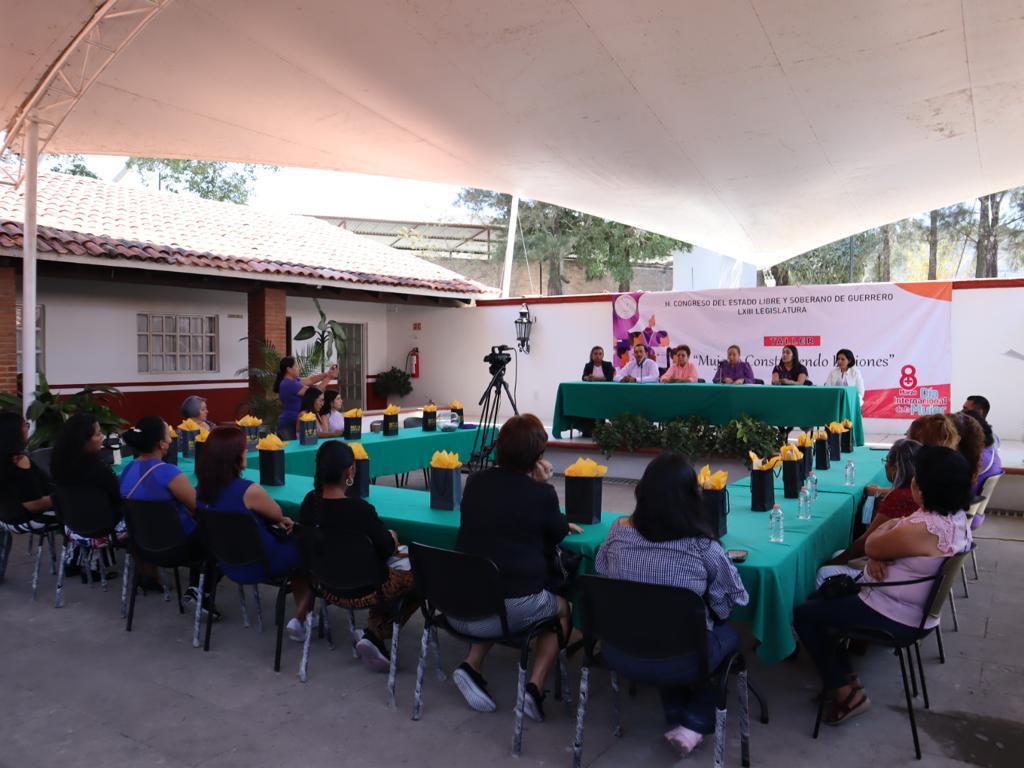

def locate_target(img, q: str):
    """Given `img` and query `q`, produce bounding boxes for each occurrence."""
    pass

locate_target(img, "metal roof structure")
[314,216,503,259]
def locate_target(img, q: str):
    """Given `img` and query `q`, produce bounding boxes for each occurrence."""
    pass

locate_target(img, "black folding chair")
[52,485,122,610]
[302,532,406,707]
[122,499,200,634]
[408,542,571,757]
[0,499,61,599]
[812,545,974,760]
[572,575,765,768]
[197,509,295,671]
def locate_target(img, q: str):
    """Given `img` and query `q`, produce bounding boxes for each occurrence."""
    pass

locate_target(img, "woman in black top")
[451,414,582,723]
[581,346,615,382]
[0,411,53,530]
[299,440,419,673]
[771,344,808,385]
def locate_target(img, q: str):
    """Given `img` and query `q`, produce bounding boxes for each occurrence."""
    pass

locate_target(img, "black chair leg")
[896,647,922,759]
[274,581,287,672]
[174,567,184,614]
[748,679,770,724]
[203,569,218,652]
[935,626,945,664]
[812,683,826,738]
[126,562,139,631]
[914,642,929,710]
[906,646,919,699]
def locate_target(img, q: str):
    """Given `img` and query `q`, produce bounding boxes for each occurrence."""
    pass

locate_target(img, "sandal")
[812,674,863,704]
[823,688,870,726]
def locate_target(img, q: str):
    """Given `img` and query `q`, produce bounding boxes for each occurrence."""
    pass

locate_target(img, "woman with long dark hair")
[320,390,344,434]
[272,357,338,440]
[298,441,419,671]
[595,452,748,756]
[824,348,865,403]
[771,344,808,385]
[299,386,339,437]
[195,426,310,640]
[0,411,52,530]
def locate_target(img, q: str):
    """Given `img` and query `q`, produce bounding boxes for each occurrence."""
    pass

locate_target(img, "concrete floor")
[1,476,1021,768]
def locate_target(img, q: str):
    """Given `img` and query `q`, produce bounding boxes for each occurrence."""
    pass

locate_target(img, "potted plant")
[372,366,413,400]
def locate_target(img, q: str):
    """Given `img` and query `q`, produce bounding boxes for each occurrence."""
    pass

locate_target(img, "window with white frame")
[15,304,45,374]
[137,314,218,373]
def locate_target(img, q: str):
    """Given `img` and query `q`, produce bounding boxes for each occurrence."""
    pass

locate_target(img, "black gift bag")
[343,417,362,440]
[750,470,775,512]
[179,429,199,459]
[193,440,204,467]
[565,476,603,525]
[299,419,318,446]
[242,425,260,450]
[429,467,462,510]
[422,411,437,432]
[383,413,399,437]
[782,460,803,499]
[840,430,854,453]
[815,439,831,470]
[451,407,465,426]
[827,432,841,461]
[351,459,370,499]
[164,436,179,466]
[701,488,730,537]
[801,448,813,481]
[259,450,285,486]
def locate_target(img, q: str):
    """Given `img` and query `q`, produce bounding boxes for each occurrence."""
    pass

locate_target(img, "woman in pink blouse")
[794,446,973,726]
[660,345,700,383]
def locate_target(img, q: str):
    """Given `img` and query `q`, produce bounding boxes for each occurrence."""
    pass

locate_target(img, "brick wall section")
[247,286,287,394]
[0,266,17,395]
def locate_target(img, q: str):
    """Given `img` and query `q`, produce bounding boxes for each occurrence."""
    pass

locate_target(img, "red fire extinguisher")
[408,347,420,379]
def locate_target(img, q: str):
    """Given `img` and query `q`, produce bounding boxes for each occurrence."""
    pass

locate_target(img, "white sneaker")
[286,617,307,643]
[664,725,703,757]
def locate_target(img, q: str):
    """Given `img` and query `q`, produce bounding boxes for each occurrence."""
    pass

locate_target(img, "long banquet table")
[552,381,865,445]
[250,469,857,665]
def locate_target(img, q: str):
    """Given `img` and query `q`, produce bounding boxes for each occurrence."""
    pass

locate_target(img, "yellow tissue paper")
[449,400,463,409]
[257,434,288,451]
[422,404,438,412]
[343,408,363,418]
[842,419,852,429]
[430,450,462,469]
[236,415,263,427]
[179,418,200,431]
[749,451,782,471]
[565,457,608,478]
[796,432,814,447]
[299,411,318,422]
[350,443,369,460]
[780,444,804,461]
[828,421,848,433]
[168,426,178,439]
[383,404,401,416]
[697,464,728,490]
[815,429,829,441]
[195,429,210,444]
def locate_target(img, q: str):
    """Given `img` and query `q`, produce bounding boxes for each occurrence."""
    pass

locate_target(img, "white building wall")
[285,295,391,379]
[672,246,758,290]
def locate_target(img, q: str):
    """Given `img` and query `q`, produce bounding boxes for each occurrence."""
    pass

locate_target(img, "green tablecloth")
[731,444,889,499]
[253,470,854,665]
[552,381,865,445]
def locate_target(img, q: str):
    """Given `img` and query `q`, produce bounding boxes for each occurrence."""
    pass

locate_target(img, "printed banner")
[611,282,952,419]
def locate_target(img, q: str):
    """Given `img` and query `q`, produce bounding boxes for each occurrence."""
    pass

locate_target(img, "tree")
[876,223,893,281]
[573,216,690,292]
[927,209,939,280]
[125,157,270,204]
[48,154,98,178]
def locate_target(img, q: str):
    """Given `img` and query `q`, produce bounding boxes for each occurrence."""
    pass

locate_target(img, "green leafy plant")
[373,366,413,399]
[592,412,661,456]
[234,338,283,425]
[716,414,782,466]
[0,373,127,449]
[293,298,347,373]
[661,416,719,458]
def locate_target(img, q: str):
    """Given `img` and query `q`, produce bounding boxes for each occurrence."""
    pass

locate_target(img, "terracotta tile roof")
[0,172,493,297]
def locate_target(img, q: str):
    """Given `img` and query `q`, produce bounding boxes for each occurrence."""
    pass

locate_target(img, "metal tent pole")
[500,195,520,298]
[21,118,38,419]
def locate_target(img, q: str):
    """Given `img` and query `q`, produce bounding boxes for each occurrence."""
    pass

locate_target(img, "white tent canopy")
[3,0,1024,266]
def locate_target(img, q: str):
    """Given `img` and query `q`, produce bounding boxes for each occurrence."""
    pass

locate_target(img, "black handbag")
[547,545,582,595]
[818,573,936,600]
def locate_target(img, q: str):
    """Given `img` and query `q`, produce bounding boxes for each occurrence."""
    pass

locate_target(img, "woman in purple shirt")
[272,357,338,440]
[712,344,755,384]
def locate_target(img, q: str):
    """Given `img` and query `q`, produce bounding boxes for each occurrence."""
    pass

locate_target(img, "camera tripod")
[468,363,519,472]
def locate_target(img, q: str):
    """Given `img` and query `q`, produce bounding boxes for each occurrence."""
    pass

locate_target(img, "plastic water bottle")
[844,459,856,487]
[807,471,818,500]
[769,504,784,543]
[798,486,811,520]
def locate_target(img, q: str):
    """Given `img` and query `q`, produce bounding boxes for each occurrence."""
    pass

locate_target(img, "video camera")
[483,345,513,376]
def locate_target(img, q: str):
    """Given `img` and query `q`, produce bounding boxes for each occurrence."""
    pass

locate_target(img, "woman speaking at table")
[771,345,808,385]
[824,349,864,403]
[614,340,660,383]
[272,357,338,440]
[712,345,754,384]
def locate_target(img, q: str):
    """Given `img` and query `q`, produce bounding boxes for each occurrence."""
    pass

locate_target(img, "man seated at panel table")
[712,344,755,384]
[660,345,700,383]
[614,341,661,383]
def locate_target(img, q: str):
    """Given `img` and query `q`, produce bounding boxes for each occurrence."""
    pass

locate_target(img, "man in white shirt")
[615,341,660,383]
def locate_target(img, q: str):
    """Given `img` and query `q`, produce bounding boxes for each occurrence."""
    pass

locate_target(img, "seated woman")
[963,409,1002,495]
[298,441,420,672]
[299,387,339,437]
[581,346,615,382]
[121,416,206,600]
[450,414,582,722]
[712,345,755,384]
[906,413,958,448]
[660,345,700,383]
[320,390,345,434]
[0,411,53,532]
[816,439,921,586]
[823,349,865,404]
[771,344,808,385]
[596,452,748,757]
[195,426,310,641]
[273,357,338,440]
[181,395,215,433]
[794,446,973,726]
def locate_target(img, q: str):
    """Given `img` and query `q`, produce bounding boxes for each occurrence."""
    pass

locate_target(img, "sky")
[76,155,474,223]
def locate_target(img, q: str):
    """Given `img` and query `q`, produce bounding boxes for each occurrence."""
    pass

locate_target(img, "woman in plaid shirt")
[596,452,748,757]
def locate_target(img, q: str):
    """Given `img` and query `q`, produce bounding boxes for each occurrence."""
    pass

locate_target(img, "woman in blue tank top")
[195,426,311,640]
